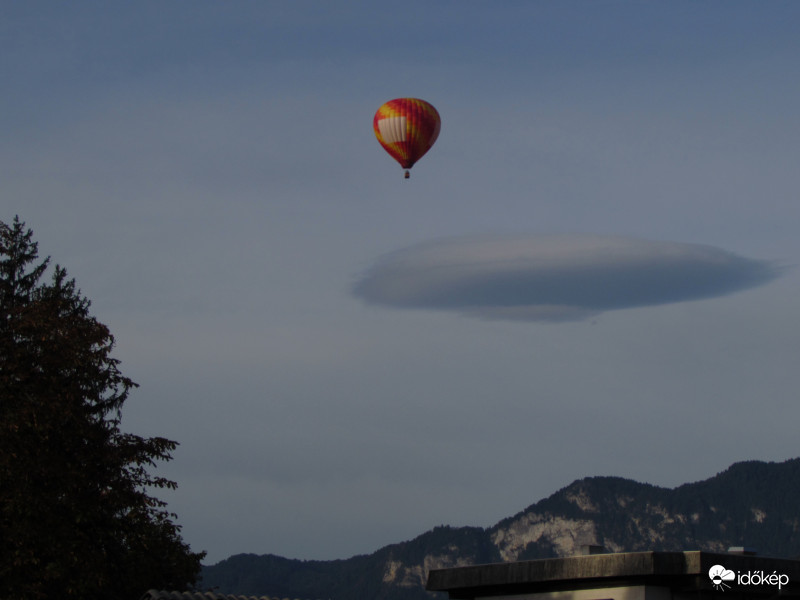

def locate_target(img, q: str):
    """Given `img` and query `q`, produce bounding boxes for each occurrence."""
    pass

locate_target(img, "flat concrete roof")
[426,551,800,599]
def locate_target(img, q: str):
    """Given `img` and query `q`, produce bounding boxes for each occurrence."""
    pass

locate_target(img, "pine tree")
[0,217,204,599]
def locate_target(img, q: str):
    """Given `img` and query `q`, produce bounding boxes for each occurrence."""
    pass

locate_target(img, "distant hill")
[200,458,800,600]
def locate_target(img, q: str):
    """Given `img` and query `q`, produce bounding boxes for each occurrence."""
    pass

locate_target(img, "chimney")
[578,545,607,555]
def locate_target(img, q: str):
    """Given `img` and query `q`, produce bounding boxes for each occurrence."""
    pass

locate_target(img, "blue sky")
[3,2,800,564]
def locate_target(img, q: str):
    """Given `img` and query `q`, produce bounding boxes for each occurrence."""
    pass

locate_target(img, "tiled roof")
[140,591,312,600]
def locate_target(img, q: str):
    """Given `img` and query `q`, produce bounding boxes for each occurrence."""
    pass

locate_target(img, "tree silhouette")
[0,217,204,599]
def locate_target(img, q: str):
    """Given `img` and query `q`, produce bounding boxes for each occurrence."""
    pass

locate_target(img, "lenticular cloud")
[352,234,781,322]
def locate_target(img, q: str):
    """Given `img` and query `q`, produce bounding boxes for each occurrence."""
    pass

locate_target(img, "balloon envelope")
[373,98,441,173]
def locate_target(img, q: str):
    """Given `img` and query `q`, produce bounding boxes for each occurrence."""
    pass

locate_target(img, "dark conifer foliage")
[0,217,204,600]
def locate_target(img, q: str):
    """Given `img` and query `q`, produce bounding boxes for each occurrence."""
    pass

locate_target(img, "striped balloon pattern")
[373,98,441,174]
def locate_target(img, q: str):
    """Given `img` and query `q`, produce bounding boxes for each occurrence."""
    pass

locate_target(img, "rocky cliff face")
[492,513,599,561]
[201,458,800,600]
[382,550,477,589]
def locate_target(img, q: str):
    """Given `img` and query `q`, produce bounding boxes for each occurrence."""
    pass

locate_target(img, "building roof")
[426,551,800,599]
[140,591,309,600]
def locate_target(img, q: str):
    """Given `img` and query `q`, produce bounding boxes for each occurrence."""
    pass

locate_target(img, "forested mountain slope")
[201,459,800,600]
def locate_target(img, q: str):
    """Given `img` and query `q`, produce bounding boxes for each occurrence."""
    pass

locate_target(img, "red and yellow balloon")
[373,98,441,178]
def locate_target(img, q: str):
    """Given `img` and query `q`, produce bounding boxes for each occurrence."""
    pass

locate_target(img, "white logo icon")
[709,565,735,591]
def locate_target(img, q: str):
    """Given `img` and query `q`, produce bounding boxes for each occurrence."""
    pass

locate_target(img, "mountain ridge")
[201,458,800,600]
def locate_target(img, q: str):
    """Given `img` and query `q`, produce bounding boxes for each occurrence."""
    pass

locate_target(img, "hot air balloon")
[373,98,441,179]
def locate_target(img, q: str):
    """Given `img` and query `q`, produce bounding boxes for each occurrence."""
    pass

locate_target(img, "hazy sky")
[3,2,800,564]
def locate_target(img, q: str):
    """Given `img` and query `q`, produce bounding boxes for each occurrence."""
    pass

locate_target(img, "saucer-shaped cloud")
[353,234,781,322]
